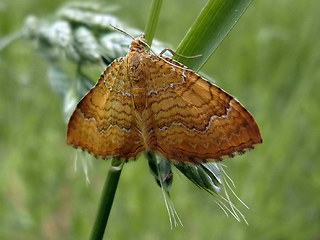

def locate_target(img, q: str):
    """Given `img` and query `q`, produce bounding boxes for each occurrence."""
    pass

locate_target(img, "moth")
[67,34,262,162]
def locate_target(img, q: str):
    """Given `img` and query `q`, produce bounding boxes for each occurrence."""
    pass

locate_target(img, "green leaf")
[174,162,222,195]
[174,0,252,71]
[146,151,173,192]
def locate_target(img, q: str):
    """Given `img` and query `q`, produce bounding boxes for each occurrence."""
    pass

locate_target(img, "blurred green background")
[1,0,320,239]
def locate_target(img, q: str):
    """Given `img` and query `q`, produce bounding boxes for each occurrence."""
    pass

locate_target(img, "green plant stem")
[0,30,23,52]
[144,0,163,45]
[89,158,124,240]
[174,0,252,71]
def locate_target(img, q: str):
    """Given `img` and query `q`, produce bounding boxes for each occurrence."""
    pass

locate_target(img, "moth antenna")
[159,48,202,59]
[159,55,190,71]
[139,42,189,71]
[109,24,135,40]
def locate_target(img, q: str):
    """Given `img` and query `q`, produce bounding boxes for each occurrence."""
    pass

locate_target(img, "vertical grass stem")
[89,158,124,240]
